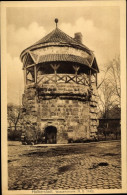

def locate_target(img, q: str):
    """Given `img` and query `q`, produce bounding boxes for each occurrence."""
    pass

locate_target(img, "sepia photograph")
[1,1,126,194]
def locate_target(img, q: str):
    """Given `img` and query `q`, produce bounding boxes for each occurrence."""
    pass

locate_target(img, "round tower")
[20,19,99,144]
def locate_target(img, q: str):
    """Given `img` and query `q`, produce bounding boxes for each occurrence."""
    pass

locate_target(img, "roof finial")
[55,18,58,28]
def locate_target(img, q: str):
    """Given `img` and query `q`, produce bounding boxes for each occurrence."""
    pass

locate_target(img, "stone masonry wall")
[21,80,98,144]
[89,83,98,139]
[37,98,90,143]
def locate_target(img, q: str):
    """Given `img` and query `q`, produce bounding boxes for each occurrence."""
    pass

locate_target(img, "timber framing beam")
[24,64,37,85]
[26,64,36,68]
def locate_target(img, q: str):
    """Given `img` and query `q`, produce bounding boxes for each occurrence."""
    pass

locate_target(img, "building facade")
[20,19,99,144]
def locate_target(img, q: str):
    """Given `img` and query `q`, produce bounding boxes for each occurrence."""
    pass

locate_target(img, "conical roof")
[20,27,93,58]
[33,27,91,51]
[20,22,99,73]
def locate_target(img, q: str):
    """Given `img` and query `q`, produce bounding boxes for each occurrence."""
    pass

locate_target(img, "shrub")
[8,128,22,141]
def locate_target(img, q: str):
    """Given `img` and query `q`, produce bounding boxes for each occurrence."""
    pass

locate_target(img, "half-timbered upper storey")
[20,19,99,86]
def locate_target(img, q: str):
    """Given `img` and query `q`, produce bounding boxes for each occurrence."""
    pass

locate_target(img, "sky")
[6,5,120,105]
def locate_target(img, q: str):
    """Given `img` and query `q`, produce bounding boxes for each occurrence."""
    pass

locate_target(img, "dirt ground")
[8,140,121,190]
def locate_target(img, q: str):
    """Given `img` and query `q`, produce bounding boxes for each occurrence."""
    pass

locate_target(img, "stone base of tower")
[21,83,98,145]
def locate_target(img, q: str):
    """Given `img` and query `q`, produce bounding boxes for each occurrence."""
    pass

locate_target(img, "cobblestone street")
[8,141,121,190]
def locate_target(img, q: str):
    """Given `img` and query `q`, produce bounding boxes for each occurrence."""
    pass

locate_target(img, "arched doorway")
[45,126,57,144]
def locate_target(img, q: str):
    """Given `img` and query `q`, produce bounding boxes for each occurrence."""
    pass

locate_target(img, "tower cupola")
[20,19,99,145]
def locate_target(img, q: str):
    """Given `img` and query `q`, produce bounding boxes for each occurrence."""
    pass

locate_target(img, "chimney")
[74,32,82,44]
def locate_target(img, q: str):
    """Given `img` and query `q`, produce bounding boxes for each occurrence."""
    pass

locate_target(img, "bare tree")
[7,103,22,131]
[97,80,116,119]
[97,55,121,118]
[107,56,120,106]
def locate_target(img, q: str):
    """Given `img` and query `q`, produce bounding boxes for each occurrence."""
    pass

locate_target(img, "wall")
[21,79,98,144]
[30,46,89,63]
[38,98,90,143]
